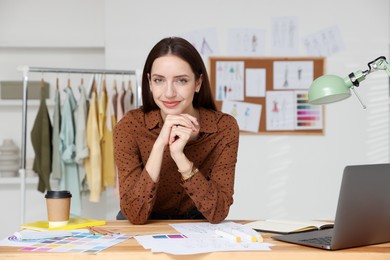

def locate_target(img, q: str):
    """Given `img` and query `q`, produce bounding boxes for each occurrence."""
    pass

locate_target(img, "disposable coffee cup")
[45,190,72,228]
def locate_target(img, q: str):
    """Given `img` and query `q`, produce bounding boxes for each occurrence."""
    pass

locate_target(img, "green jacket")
[31,86,53,193]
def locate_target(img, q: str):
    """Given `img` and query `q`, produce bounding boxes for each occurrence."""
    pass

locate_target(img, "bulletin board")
[209,57,325,135]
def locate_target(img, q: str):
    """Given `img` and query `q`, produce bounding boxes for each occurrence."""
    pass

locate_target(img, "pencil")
[215,229,241,242]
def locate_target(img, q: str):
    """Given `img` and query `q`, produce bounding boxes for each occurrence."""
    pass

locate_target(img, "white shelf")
[0,45,105,50]
[0,176,38,184]
[0,100,55,107]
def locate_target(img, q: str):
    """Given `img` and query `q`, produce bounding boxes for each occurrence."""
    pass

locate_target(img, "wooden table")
[1,220,389,259]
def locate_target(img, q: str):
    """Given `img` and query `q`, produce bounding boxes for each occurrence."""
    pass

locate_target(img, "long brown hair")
[141,37,217,112]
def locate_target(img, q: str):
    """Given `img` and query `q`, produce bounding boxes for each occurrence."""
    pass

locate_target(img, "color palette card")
[294,91,323,130]
[12,231,131,254]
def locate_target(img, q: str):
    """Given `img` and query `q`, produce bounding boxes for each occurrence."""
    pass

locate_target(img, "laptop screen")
[331,163,390,249]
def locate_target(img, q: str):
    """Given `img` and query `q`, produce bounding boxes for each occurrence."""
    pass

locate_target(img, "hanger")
[40,78,45,89]
[113,79,118,93]
[103,74,107,92]
[55,72,59,89]
[121,76,125,91]
[67,73,71,88]
[127,79,132,91]
[128,79,134,104]
[92,77,97,93]
[39,71,45,89]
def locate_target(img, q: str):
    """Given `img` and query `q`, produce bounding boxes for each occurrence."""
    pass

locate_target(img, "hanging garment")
[110,83,119,197]
[99,86,116,187]
[85,85,102,202]
[123,80,134,113]
[116,81,126,122]
[111,81,118,119]
[31,83,52,193]
[51,85,61,180]
[98,82,107,190]
[74,85,89,192]
[98,80,107,155]
[114,81,126,197]
[59,86,81,216]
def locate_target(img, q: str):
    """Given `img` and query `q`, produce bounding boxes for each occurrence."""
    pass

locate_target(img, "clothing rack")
[18,66,140,224]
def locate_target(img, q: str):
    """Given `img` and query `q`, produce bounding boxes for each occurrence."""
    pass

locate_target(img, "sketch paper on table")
[227,28,266,56]
[135,234,272,255]
[13,230,72,240]
[215,61,244,101]
[266,91,295,131]
[133,221,273,255]
[273,61,314,89]
[170,221,257,238]
[246,68,266,97]
[222,101,262,133]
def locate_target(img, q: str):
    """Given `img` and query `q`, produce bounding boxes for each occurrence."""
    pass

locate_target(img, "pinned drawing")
[266,91,295,131]
[216,61,244,101]
[231,103,239,117]
[272,17,299,55]
[297,66,302,80]
[251,34,258,52]
[273,61,313,89]
[200,37,213,55]
[283,65,289,88]
[245,68,266,97]
[181,28,218,58]
[304,26,345,57]
[227,28,266,56]
[222,101,262,133]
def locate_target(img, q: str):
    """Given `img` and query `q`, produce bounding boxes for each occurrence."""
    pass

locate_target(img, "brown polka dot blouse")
[114,107,239,224]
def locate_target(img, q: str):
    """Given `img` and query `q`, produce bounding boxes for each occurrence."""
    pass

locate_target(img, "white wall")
[0,0,109,239]
[0,0,389,238]
[104,0,390,221]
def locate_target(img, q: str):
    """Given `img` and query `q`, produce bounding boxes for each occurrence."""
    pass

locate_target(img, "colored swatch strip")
[18,231,130,254]
[153,234,187,239]
[295,92,321,128]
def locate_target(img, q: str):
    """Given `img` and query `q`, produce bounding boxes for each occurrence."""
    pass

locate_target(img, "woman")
[114,37,239,224]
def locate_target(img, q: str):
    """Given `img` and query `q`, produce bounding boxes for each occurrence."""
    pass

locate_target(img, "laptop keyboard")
[299,236,332,246]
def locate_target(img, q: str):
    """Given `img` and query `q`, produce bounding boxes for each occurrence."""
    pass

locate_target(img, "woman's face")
[149,55,201,119]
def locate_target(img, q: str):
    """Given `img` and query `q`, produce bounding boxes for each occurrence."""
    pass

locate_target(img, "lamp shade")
[308,75,352,105]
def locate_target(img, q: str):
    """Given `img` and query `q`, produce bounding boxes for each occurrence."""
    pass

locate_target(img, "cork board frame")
[209,57,325,135]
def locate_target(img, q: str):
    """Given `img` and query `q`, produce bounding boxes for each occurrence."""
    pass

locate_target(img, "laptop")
[273,163,390,250]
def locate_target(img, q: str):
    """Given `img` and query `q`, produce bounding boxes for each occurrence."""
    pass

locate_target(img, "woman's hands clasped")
[158,114,200,157]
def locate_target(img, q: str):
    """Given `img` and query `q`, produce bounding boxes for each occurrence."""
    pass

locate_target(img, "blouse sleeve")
[181,114,239,224]
[113,113,158,224]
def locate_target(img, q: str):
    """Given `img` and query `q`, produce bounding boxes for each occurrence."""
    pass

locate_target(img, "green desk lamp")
[308,56,390,108]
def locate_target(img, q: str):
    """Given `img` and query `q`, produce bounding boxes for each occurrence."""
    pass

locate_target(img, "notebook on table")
[273,163,390,250]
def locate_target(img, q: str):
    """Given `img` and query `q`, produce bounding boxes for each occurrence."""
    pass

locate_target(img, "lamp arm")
[366,56,390,77]
[344,56,390,88]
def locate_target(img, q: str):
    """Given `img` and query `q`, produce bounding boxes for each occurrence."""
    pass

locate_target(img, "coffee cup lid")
[45,190,72,199]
